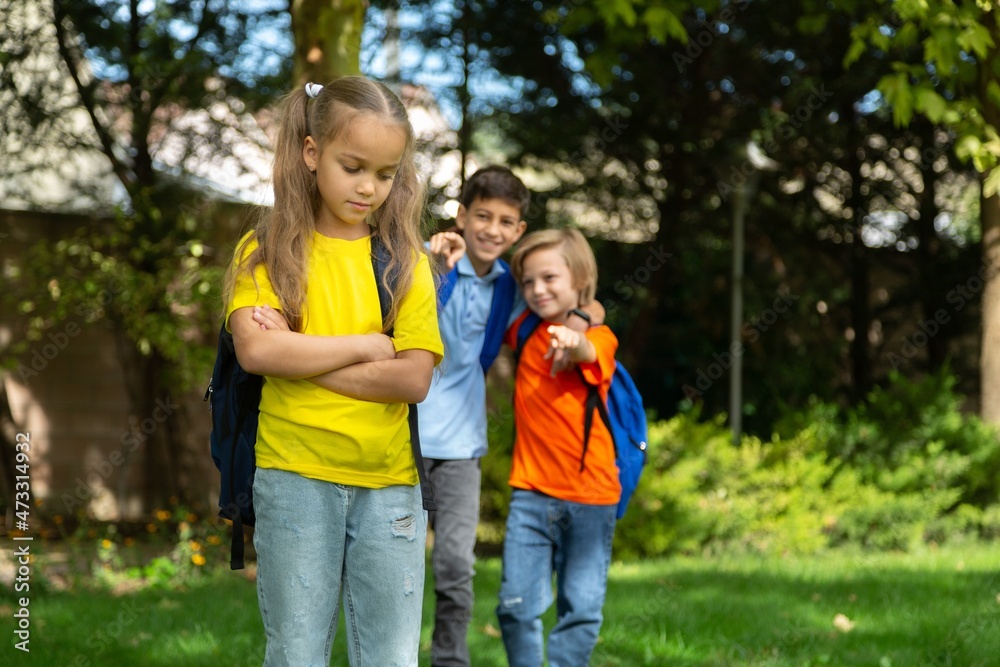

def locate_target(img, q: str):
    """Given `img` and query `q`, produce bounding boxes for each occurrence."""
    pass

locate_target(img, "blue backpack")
[515,313,648,519]
[205,236,434,569]
[437,259,518,373]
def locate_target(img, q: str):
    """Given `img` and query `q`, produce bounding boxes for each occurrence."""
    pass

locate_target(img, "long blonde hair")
[224,76,427,332]
[510,227,598,306]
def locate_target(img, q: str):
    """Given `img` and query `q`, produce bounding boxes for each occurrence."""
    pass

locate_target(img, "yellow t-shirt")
[225,231,443,488]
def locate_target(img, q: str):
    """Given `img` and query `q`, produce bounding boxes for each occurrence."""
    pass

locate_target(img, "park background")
[1,1,1000,665]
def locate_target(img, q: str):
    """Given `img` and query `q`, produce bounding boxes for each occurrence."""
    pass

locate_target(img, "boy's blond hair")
[510,227,598,305]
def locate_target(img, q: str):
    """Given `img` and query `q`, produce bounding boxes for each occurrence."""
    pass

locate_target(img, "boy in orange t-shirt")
[497,227,620,667]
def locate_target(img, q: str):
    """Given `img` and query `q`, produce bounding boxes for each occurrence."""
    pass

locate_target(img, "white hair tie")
[305,82,324,99]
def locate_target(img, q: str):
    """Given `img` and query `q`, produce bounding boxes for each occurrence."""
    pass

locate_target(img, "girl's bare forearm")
[231,308,385,378]
[308,351,435,403]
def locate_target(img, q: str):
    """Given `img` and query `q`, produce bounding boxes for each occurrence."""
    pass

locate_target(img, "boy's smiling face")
[520,246,579,324]
[456,197,527,276]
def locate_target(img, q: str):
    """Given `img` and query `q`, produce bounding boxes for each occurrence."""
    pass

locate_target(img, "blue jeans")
[496,489,617,667]
[425,458,482,667]
[253,468,427,667]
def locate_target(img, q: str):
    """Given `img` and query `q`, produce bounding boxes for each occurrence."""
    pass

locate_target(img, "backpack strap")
[511,310,542,456]
[513,311,543,363]
[438,261,516,374]
[579,369,614,474]
[371,235,398,326]
[437,265,460,309]
[480,262,517,373]
[371,235,436,512]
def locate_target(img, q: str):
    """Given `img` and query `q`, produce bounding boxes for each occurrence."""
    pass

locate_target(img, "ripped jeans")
[253,468,427,667]
[496,489,617,667]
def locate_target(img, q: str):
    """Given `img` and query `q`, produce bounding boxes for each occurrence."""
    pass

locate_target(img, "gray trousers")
[424,457,482,667]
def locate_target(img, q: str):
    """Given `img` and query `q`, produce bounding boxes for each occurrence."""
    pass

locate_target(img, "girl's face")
[520,246,580,324]
[303,115,407,240]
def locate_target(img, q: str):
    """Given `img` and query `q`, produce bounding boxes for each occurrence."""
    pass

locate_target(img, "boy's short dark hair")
[461,165,531,218]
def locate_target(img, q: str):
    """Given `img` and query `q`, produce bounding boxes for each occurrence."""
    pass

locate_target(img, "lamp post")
[725,141,778,446]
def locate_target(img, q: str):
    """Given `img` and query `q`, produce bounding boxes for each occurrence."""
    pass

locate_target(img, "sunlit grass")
[5,544,999,666]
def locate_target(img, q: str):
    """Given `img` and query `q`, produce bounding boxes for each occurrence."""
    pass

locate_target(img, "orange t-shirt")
[506,316,621,505]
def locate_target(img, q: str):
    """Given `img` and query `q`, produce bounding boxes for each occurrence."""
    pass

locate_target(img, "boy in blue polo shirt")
[421,165,528,667]
[422,166,600,667]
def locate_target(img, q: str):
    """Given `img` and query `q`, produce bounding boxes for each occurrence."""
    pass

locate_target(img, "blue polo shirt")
[419,254,524,460]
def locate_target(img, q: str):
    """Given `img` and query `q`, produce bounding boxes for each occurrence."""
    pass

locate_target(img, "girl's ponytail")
[225,89,316,332]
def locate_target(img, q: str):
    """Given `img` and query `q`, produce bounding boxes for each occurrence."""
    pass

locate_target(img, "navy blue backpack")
[437,259,518,373]
[205,236,434,569]
[515,313,648,519]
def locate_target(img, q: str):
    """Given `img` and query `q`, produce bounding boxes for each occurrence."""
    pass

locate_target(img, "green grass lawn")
[4,544,999,666]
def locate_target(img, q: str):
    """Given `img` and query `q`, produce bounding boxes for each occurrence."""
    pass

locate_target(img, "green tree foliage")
[0,0,290,510]
[445,1,984,434]
[410,2,828,426]
[426,1,781,426]
[844,0,1000,192]
[733,4,983,407]
[842,0,1000,422]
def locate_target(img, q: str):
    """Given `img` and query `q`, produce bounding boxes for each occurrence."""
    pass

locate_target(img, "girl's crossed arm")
[230,305,396,379]
[246,303,435,404]
[307,350,436,404]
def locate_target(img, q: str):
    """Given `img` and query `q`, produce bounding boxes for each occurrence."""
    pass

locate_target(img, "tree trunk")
[168,393,208,514]
[291,0,365,86]
[978,19,1000,424]
[980,189,1000,422]
[113,328,180,514]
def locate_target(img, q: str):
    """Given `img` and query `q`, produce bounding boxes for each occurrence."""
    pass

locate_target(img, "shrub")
[825,483,957,551]
[616,369,996,557]
[616,413,847,558]
[485,367,997,558]
[779,369,1000,508]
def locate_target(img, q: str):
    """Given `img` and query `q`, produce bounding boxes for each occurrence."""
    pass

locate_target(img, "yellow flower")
[189,541,202,552]
[191,554,206,567]
[207,535,221,545]
[146,523,157,533]
[101,539,113,550]
[155,510,171,522]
